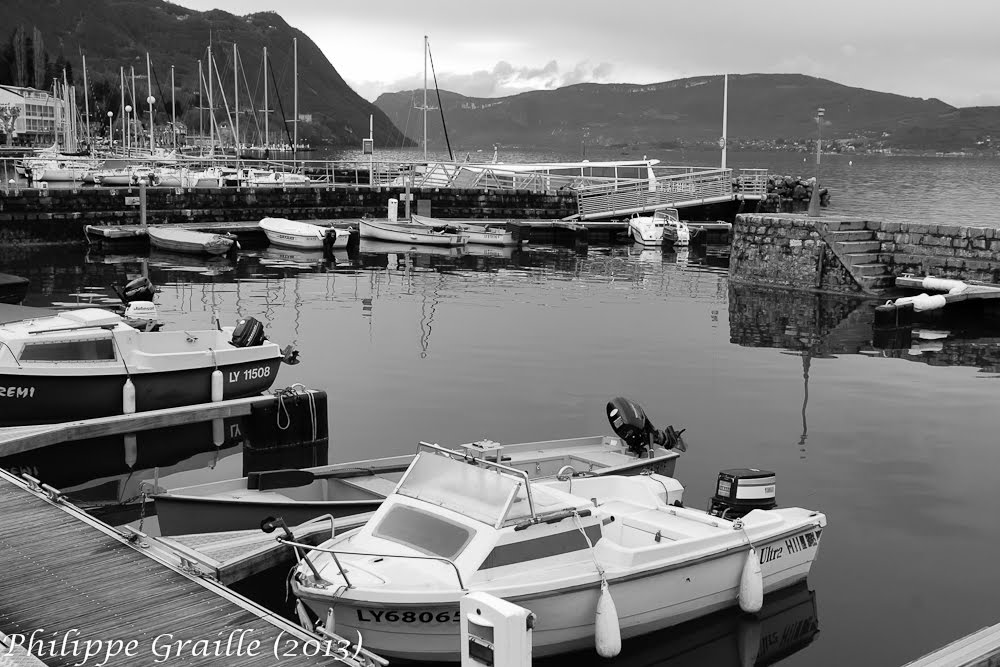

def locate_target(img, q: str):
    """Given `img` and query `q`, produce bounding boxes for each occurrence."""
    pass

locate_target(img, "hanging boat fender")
[123,377,136,414]
[738,547,763,614]
[595,578,621,658]
[211,369,224,402]
[894,293,947,312]
[295,600,314,632]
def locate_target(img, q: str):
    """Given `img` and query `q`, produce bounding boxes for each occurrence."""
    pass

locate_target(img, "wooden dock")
[0,392,321,458]
[902,623,1000,666]
[0,468,375,666]
[150,513,374,585]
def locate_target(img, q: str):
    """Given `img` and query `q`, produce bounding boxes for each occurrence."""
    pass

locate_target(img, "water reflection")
[538,584,819,667]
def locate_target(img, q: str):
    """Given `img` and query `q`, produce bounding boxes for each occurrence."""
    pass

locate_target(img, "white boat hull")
[258,218,348,249]
[297,525,819,662]
[360,219,468,247]
[411,214,516,246]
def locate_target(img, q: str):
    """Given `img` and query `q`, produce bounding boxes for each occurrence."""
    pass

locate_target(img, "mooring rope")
[274,383,317,440]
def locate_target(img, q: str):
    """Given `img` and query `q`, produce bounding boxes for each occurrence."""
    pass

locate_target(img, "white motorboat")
[155,399,686,535]
[247,170,312,187]
[288,436,825,661]
[359,218,468,247]
[258,217,349,250]
[628,208,691,246]
[410,214,516,246]
[0,305,298,426]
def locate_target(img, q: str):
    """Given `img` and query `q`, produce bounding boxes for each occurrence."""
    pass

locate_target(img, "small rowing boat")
[410,214,516,246]
[146,227,238,256]
[359,217,468,247]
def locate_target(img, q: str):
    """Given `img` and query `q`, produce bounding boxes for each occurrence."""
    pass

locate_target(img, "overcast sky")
[172,0,1000,108]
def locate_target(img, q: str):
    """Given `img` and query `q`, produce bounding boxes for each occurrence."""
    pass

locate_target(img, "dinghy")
[628,208,691,247]
[359,217,468,247]
[258,217,350,250]
[155,398,685,535]
[410,214,516,246]
[285,413,824,661]
[146,227,238,256]
[0,306,298,426]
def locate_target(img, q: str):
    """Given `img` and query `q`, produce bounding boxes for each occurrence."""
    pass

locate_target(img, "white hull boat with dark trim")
[258,218,350,250]
[410,214,516,247]
[0,305,298,426]
[286,400,825,662]
[154,415,685,536]
[359,218,468,247]
[628,208,691,247]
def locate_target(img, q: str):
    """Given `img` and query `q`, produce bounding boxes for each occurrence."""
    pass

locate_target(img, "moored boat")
[359,217,468,247]
[286,401,824,661]
[0,306,298,426]
[411,213,516,246]
[155,399,685,535]
[628,208,691,247]
[146,227,238,256]
[258,217,349,250]
[0,273,29,304]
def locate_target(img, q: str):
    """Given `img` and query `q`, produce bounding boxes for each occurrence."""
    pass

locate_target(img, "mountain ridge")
[376,73,999,153]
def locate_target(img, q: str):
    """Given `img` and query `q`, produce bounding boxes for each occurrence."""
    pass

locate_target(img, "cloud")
[350,60,618,101]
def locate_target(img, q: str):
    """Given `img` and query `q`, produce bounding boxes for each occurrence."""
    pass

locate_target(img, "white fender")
[212,418,224,447]
[325,607,336,636]
[595,579,621,658]
[123,378,136,414]
[295,600,314,632]
[738,547,763,614]
[894,293,947,312]
[211,369,224,402]
[922,276,967,293]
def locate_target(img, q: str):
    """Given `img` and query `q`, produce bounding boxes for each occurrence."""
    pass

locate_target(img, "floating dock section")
[0,468,374,666]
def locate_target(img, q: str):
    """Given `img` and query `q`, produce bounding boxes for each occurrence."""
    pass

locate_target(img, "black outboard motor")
[114,276,156,304]
[708,468,777,518]
[606,396,687,457]
[231,316,266,347]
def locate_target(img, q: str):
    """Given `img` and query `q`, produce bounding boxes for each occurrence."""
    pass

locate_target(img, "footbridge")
[569,167,769,220]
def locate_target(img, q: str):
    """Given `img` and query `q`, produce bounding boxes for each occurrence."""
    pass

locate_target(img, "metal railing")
[574,167,769,219]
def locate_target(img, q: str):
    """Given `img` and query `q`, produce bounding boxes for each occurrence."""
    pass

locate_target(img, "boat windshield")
[654,209,679,222]
[396,451,578,527]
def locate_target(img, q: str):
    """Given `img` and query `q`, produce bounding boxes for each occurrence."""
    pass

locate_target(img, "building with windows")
[0,84,66,145]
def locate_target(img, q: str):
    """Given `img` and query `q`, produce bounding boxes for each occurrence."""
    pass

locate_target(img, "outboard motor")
[231,316,266,347]
[606,397,686,457]
[708,468,777,519]
[115,276,156,304]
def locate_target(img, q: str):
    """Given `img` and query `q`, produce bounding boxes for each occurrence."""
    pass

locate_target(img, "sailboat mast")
[423,35,428,160]
[171,65,176,152]
[721,73,729,170]
[263,47,268,149]
[147,53,154,150]
[82,53,90,147]
[233,43,239,157]
[119,67,125,152]
[131,66,137,152]
[293,37,298,158]
[208,45,214,153]
[198,60,203,150]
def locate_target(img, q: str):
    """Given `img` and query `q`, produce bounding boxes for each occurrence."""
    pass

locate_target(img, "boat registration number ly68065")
[355,609,459,625]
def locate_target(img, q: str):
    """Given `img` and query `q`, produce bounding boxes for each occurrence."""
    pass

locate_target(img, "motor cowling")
[121,276,156,303]
[708,468,777,519]
[606,397,686,457]
[231,316,266,347]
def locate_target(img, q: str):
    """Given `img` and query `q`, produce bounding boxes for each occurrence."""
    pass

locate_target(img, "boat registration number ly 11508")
[355,609,460,625]
[228,366,271,383]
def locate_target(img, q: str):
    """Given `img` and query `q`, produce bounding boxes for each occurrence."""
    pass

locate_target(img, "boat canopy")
[396,450,581,528]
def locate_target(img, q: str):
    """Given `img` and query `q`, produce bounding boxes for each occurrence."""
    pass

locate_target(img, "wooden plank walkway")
[902,623,1000,666]
[0,469,371,666]
[0,393,310,457]
[152,513,374,586]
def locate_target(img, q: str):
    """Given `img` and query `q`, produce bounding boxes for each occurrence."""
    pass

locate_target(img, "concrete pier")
[731,214,1000,296]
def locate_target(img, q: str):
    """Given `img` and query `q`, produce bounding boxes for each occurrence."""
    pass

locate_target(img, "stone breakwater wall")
[0,185,577,244]
[731,214,1000,295]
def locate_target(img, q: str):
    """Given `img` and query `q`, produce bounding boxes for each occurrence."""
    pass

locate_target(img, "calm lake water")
[3,149,1000,666]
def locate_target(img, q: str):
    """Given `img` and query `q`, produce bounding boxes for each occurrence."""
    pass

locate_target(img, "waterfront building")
[0,84,68,146]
